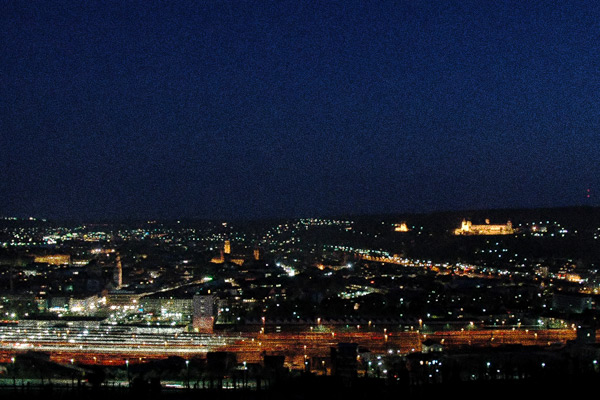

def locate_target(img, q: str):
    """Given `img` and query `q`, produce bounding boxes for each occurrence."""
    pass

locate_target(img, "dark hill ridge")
[4,206,600,232]
[348,206,600,234]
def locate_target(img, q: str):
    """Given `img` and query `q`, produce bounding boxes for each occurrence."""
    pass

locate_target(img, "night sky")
[2,1,599,220]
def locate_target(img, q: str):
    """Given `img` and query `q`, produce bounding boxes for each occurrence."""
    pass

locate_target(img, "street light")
[243,361,248,388]
[11,357,16,387]
[185,360,190,389]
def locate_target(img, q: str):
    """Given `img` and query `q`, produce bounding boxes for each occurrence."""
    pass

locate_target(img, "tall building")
[114,254,123,289]
[192,294,215,333]
[224,240,231,254]
[253,248,261,260]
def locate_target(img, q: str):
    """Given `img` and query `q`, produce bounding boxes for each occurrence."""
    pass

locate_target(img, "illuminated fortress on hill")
[394,222,409,232]
[454,219,514,236]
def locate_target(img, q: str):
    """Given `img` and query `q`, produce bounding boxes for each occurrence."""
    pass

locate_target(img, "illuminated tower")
[462,219,471,232]
[224,240,231,254]
[114,254,123,289]
[254,248,261,261]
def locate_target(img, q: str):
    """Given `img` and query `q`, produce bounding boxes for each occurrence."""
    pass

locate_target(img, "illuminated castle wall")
[454,219,514,235]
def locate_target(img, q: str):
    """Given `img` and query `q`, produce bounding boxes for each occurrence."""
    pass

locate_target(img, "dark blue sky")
[1,1,599,220]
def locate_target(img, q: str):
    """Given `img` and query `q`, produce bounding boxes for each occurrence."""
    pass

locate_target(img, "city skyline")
[0,205,599,395]
[3,3,600,394]
[2,1,599,220]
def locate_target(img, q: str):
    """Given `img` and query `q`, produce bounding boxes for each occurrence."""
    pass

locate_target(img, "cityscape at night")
[2,1,600,399]
[0,208,599,397]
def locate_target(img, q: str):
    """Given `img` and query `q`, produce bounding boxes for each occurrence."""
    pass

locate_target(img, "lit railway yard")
[0,320,580,367]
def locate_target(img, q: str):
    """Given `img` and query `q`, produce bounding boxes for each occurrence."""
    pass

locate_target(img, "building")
[394,222,409,232]
[113,254,123,289]
[224,240,231,254]
[454,219,514,236]
[140,295,193,321]
[211,250,225,264]
[105,290,139,309]
[33,254,71,265]
[193,294,215,333]
[48,296,69,312]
